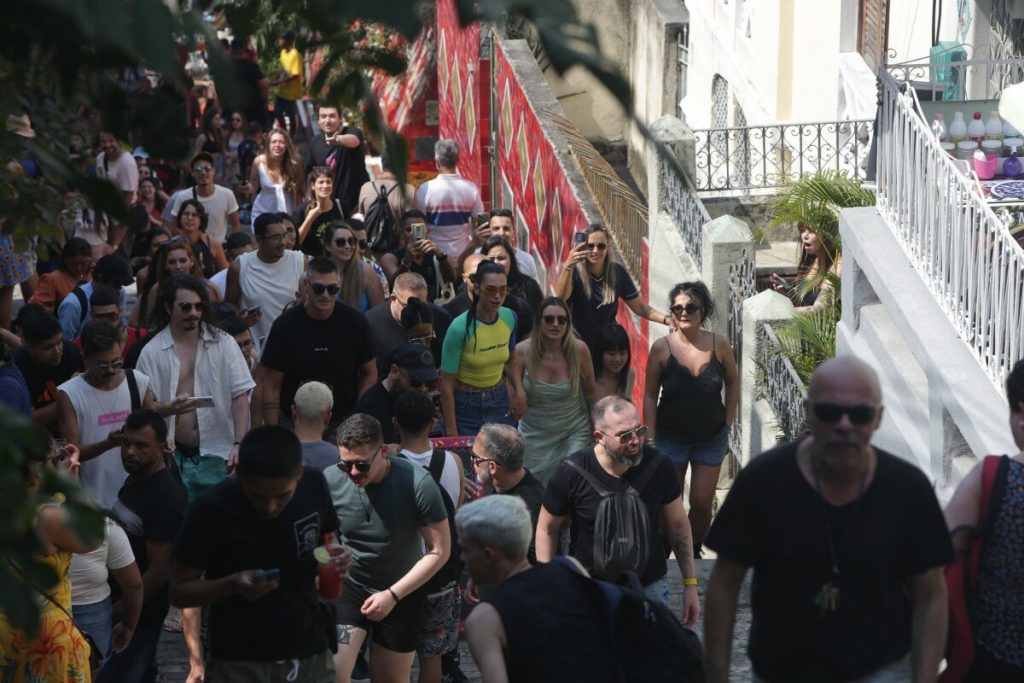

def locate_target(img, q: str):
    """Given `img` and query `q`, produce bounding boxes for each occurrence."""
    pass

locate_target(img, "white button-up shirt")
[136,324,255,458]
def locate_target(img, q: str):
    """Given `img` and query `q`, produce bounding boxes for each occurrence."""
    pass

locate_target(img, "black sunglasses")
[176,302,207,313]
[338,459,374,473]
[811,402,878,425]
[585,243,608,251]
[310,283,341,296]
[542,315,568,325]
[334,237,358,247]
[670,304,701,316]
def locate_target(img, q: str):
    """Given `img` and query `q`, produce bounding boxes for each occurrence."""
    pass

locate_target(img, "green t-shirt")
[324,456,447,591]
[440,308,518,387]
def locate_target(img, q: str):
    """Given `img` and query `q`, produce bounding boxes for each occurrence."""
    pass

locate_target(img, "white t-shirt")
[164,185,240,243]
[209,267,228,299]
[400,447,461,505]
[238,250,305,344]
[96,150,139,204]
[70,518,135,606]
[59,370,152,509]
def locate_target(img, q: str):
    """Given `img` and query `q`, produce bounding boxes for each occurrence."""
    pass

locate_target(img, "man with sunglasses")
[536,395,701,628]
[703,357,953,683]
[258,258,376,441]
[366,272,452,377]
[163,152,241,242]
[354,343,440,446]
[58,253,135,342]
[73,285,146,362]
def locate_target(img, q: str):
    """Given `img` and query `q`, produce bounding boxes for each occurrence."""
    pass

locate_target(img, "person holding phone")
[395,215,457,304]
[555,223,673,358]
[172,425,350,683]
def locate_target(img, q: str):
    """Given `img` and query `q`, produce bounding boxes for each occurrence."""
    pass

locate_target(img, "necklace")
[809,452,868,617]
[540,348,563,361]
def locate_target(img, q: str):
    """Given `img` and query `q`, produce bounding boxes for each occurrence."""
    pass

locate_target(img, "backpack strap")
[566,458,612,497]
[125,369,141,412]
[73,286,88,325]
[378,182,396,199]
[629,447,664,494]
[428,448,447,485]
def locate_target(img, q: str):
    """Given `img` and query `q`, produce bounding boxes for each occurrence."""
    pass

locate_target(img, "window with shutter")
[858,0,890,72]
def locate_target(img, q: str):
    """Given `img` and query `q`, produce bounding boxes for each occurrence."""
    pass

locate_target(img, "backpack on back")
[566,450,661,582]
[363,182,399,253]
[399,449,460,590]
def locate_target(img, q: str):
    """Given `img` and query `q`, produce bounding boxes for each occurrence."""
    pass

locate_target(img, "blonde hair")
[293,381,334,421]
[264,129,305,204]
[574,224,618,307]
[325,222,366,309]
[528,297,582,393]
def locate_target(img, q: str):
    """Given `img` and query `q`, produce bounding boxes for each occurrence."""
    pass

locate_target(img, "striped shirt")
[415,173,484,259]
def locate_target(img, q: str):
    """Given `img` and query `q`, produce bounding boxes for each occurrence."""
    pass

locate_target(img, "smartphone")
[242,306,261,317]
[411,223,426,242]
[193,396,216,408]
[251,568,280,583]
[770,275,789,289]
[475,213,490,227]
[574,231,588,245]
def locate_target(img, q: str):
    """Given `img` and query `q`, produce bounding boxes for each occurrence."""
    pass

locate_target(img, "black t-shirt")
[704,441,955,681]
[124,332,155,370]
[174,469,339,661]
[352,382,398,444]
[293,201,345,257]
[542,446,680,584]
[261,304,375,425]
[567,263,638,350]
[443,292,533,342]
[365,302,452,376]
[12,342,82,418]
[111,468,187,624]
[485,468,546,564]
[227,57,268,126]
[305,127,369,215]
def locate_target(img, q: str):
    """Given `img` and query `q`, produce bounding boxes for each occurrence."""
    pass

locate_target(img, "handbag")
[940,454,1010,683]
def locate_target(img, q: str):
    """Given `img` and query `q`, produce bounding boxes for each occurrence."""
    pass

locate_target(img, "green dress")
[518,371,592,484]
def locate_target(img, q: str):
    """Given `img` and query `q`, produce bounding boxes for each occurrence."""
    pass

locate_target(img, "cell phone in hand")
[574,231,588,245]
[770,275,789,289]
[193,396,216,408]
[411,223,426,242]
[242,306,261,317]
[251,568,280,583]
[475,213,490,227]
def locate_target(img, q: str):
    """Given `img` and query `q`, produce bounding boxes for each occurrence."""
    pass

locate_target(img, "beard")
[608,446,641,468]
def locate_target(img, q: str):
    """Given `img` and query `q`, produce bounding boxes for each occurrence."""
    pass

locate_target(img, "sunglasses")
[610,424,648,444]
[338,458,374,473]
[670,304,702,316]
[334,237,358,247]
[811,403,878,425]
[480,284,509,297]
[91,359,124,371]
[542,314,568,325]
[409,332,435,343]
[585,243,609,251]
[471,455,498,466]
[91,311,120,322]
[358,240,369,250]
[176,302,206,313]
[192,165,213,173]
[310,283,341,296]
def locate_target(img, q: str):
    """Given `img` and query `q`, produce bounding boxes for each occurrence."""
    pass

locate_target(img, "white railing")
[877,64,1024,387]
[885,47,1024,103]
[660,154,711,268]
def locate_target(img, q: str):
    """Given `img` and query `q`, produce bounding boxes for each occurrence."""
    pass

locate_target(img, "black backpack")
[554,557,706,682]
[566,449,661,582]
[363,182,399,252]
[400,449,459,590]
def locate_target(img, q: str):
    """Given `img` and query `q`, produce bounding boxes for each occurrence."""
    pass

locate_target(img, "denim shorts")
[453,383,516,436]
[657,426,730,468]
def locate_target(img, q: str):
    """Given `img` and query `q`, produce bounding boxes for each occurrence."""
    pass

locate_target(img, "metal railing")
[659,154,711,269]
[727,248,757,459]
[758,322,808,442]
[877,60,1024,387]
[548,112,648,280]
[885,46,1024,103]
[693,120,874,193]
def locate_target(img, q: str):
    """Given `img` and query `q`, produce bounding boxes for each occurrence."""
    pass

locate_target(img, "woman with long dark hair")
[439,260,526,436]
[592,322,635,400]
[482,235,543,311]
[175,199,228,279]
[514,296,595,483]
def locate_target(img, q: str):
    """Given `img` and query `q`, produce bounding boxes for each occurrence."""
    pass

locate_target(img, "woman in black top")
[482,235,542,310]
[555,224,672,354]
[643,281,738,555]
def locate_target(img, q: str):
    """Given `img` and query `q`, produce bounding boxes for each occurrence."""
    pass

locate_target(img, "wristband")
[388,587,400,602]
[683,577,698,586]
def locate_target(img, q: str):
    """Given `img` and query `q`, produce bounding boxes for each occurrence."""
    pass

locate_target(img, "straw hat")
[6,114,36,139]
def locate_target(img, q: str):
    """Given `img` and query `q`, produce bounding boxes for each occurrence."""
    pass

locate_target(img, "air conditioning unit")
[930,41,968,101]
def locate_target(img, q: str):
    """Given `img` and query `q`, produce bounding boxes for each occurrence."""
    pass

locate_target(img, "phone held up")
[574,231,588,245]
[411,223,426,242]
[251,568,280,583]
[475,213,490,228]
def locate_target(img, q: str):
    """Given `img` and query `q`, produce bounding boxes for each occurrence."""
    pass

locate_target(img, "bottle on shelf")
[1004,145,1023,179]
[986,111,1004,141]
[968,112,987,143]
[948,112,968,144]
[931,113,947,142]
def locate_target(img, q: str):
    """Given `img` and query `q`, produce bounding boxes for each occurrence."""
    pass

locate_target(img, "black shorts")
[335,580,427,653]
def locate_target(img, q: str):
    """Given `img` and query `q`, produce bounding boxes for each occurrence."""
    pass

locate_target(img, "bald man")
[703,357,953,683]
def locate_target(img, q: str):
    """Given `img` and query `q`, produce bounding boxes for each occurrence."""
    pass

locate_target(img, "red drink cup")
[316,544,345,599]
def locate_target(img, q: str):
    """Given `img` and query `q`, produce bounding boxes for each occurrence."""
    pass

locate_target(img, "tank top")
[483,561,617,683]
[655,335,726,441]
[238,249,305,344]
[975,457,1024,667]
[251,162,293,225]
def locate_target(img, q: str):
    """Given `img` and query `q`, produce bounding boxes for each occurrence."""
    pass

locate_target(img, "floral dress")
[0,551,91,682]
[0,235,33,287]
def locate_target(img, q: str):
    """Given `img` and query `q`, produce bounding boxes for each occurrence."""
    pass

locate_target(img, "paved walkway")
[155,555,753,681]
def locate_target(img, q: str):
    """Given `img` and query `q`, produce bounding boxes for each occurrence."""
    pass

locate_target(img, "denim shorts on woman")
[453,383,516,436]
[656,426,730,468]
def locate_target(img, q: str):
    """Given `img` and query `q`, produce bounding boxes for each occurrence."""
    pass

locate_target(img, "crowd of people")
[1,28,1021,683]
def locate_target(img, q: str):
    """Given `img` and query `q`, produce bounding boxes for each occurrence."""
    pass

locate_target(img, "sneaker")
[162,607,183,633]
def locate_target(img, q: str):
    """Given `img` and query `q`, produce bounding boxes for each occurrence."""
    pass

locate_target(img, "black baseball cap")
[391,343,439,382]
[93,254,134,287]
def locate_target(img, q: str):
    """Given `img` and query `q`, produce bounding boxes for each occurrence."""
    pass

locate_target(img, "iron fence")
[758,322,807,442]
[693,120,874,193]
[659,154,711,269]
[885,46,1024,103]
[877,60,1024,388]
[727,248,757,460]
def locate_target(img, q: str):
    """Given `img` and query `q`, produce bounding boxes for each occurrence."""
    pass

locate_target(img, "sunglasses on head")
[542,314,568,325]
[176,302,206,313]
[338,459,373,473]
[310,283,341,296]
[811,402,878,425]
[585,243,609,251]
[334,237,358,247]
[670,304,701,316]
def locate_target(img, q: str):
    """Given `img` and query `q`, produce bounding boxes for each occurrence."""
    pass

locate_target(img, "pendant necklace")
[810,454,868,617]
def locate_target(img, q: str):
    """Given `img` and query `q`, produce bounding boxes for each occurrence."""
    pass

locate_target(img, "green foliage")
[0,408,104,637]
[769,170,875,251]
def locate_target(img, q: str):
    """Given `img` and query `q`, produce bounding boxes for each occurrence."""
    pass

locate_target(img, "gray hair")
[455,495,532,562]
[478,424,524,470]
[434,139,460,168]
[591,395,636,431]
[293,381,333,422]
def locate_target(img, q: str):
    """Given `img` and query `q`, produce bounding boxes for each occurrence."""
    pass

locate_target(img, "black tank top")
[655,335,726,441]
[190,238,215,279]
[483,561,617,683]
